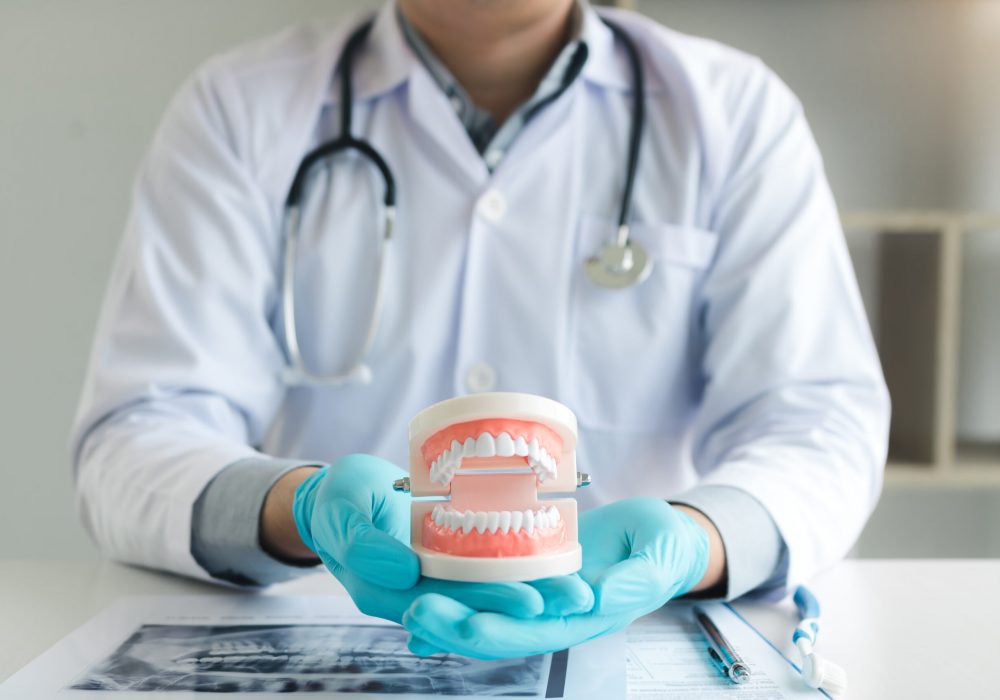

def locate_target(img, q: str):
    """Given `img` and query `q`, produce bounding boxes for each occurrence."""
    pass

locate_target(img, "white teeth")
[429,457,443,485]
[495,432,515,457]
[429,433,559,484]
[429,506,560,534]
[528,447,558,483]
[514,436,529,456]
[475,432,496,457]
[429,446,463,485]
[429,439,474,484]
[510,510,523,531]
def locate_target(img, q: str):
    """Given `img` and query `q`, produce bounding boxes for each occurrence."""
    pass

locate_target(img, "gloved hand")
[401,497,711,659]
[293,454,594,625]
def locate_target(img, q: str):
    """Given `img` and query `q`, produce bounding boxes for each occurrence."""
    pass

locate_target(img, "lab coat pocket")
[564,218,719,433]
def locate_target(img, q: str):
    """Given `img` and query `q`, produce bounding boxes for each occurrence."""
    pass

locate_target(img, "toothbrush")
[792,586,848,698]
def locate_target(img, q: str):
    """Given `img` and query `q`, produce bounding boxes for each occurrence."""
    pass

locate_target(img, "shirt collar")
[397,1,588,100]
[396,2,587,153]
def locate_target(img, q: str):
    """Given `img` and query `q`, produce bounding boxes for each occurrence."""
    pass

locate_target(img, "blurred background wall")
[1,0,997,560]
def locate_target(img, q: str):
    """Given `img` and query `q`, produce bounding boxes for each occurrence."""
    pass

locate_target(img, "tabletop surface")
[2,558,997,699]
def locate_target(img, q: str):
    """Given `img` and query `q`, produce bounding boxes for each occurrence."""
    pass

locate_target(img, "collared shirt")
[396,4,588,169]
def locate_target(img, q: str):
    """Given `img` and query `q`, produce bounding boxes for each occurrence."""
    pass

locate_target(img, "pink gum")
[422,514,567,557]
[420,418,563,469]
[450,473,537,512]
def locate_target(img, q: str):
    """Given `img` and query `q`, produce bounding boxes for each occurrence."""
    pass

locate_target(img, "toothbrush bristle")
[815,656,848,698]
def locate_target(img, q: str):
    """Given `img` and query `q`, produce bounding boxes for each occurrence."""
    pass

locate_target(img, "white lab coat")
[72,3,889,590]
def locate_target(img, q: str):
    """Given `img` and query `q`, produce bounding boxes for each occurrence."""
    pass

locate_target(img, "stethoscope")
[282,16,649,387]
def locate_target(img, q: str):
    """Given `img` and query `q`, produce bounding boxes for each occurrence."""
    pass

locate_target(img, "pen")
[693,606,751,685]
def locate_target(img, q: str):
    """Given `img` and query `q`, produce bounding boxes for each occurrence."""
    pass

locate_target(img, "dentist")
[72,0,889,658]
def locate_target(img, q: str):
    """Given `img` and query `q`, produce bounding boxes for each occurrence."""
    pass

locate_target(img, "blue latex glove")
[401,497,711,659]
[292,454,594,625]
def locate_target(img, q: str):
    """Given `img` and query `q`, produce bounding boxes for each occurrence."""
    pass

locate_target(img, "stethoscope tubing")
[280,15,647,386]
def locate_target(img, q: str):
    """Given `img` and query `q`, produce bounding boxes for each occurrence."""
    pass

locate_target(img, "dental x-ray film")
[0,595,623,700]
[70,623,554,695]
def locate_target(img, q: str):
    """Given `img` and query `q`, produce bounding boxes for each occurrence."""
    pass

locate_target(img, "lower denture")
[422,508,567,557]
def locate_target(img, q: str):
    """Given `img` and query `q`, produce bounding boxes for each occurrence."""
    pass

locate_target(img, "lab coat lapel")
[405,67,490,188]
[457,82,584,399]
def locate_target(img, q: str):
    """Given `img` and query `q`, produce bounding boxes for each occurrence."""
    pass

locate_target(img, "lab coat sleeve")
[191,458,321,586]
[691,61,890,593]
[70,60,307,582]
[672,484,787,600]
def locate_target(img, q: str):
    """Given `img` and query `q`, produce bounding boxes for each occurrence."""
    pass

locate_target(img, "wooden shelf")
[842,210,1000,232]
[843,210,1000,487]
[886,463,1000,487]
[955,442,1000,471]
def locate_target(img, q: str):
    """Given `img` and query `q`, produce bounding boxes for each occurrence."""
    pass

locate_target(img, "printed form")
[627,603,827,699]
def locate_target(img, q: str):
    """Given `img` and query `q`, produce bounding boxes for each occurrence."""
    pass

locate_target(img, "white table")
[1,559,997,698]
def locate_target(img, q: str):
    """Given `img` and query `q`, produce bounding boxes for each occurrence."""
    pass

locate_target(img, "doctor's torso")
[72,1,888,582]
[170,6,760,508]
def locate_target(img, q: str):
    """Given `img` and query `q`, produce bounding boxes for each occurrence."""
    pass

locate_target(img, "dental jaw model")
[401,393,586,582]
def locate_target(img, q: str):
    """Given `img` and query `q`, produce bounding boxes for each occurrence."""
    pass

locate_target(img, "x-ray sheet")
[0,595,622,700]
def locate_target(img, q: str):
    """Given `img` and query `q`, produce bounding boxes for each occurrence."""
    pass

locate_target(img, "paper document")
[627,603,827,699]
[0,595,622,699]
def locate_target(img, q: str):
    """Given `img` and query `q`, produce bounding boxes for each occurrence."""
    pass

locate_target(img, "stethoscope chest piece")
[585,239,652,289]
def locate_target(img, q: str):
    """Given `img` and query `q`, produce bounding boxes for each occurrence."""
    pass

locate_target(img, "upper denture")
[422,419,563,485]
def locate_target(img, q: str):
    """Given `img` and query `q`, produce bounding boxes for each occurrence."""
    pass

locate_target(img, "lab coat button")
[484,149,504,169]
[476,189,507,223]
[465,362,497,392]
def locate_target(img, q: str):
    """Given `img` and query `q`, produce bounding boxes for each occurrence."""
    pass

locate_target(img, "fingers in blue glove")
[402,593,629,660]
[579,498,710,616]
[312,502,420,589]
[528,574,595,616]
[592,557,677,617]
[407,635,447,657]
[327,555,547,624]
[401,498,713,660]
[294,455,421,590]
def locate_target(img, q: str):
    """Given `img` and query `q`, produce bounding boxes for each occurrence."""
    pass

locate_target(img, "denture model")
[396,392,589,582]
